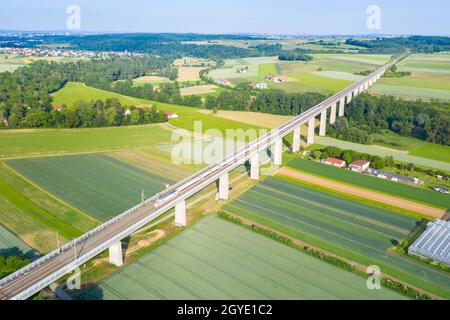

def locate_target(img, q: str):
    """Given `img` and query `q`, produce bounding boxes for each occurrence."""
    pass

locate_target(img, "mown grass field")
[7,154,174,221]
[258,63,278,77]
[288,158,450,210]
[77,216,404,300]
[315,137,450,172]
[223,177,450,298]
[0,124,173,159]
[52,82,141,106]
[409,143,450,163]
[0,224,38,258]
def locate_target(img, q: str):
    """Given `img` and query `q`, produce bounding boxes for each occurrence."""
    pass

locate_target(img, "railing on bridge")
[0,53,404,298]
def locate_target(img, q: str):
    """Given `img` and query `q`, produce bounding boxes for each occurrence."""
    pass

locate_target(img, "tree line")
[4,97,167,129]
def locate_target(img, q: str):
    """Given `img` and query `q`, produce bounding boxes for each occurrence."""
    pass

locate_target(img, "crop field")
[0,165,82,252]
[0,224,37,258]
[315,137,450,172]
[177,67,203,81]
[180,84,220,96]
[108,148,196,181]
[368,53,450,100]
[77,216,404,300]
[208,57,280,81]
[279,72,353,94]
[223,177,450,298]
[288,158,450,210]
[7,154,174,221]
[199,110,293,129]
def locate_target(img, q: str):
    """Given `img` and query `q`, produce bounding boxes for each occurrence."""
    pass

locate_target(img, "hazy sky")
[0,0,449,35]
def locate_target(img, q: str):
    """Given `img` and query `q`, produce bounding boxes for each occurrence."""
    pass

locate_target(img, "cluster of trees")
[202,89,325,115]
[327,117,374,145]
[0,255,29,279]
[345,94,450,146]
[346,36,450,54]
[383,65,411,78]
[279,53,313,61]
[2,97,166,129]
[249,90,325,115]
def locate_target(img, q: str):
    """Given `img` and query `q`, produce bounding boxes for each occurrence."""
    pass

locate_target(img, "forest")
[346,36,450,54]
[344,94,450,146]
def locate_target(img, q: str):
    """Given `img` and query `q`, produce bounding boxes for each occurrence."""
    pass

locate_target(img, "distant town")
[0,47,146,59]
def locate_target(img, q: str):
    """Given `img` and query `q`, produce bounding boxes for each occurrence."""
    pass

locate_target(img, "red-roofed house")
[323,157,346,168]
[164,111,179,119]
[349,160,371,172]
[53,104,63,111]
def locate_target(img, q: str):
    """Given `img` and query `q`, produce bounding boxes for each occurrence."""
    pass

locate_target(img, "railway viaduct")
[0,55,403,300]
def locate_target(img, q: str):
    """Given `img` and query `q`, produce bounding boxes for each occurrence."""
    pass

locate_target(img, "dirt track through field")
[278,167,446,219]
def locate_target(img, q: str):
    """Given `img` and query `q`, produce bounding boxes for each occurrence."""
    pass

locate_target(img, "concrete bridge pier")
[109,241,124,267]
[292,126,301,153]
[339,97,345,117]
[175,200,187,227]
[307,117,315,145]
[218,173,229,200]
[347,93,353,104]
[319,110,327,137]
[250,153,260,180]
[273,138,283,166]
[330,103,337,124]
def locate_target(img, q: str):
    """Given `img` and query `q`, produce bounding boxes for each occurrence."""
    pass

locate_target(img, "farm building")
[349,160,371,172]
[367,169,424,185]
[250,82,268,90]
[216,78,230,86]
[323,157,346,168]
[266,75,282,83]
[164,111,179,119]
[409,220,450,266]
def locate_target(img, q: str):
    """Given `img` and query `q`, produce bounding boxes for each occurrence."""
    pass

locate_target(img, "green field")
[0,224,38,258]
[288,158,449,210]
[0,124,173,159]
[224,177,450,298]
[281,72,353,94]
[7,154,174,221]
[258,63,278,77]
[369,53,450,100]
[77,216,404,300]
[316,137,450,172]
[52,82,141,106]
[409,143,450,163]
